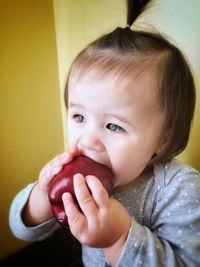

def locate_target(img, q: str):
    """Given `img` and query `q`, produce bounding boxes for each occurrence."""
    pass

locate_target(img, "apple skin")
[48,155,114,226]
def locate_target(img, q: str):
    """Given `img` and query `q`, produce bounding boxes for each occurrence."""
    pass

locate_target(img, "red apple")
[48,155,114,226]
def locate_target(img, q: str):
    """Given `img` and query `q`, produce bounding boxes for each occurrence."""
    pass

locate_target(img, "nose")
[78,127,104,153]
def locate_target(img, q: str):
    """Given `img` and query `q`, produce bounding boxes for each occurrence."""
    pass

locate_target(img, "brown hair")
[65,0,196,164]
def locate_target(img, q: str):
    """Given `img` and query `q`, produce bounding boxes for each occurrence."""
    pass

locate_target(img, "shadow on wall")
[178,75,200,172]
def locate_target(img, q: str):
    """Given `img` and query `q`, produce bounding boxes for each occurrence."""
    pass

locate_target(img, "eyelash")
[72,114,125,133]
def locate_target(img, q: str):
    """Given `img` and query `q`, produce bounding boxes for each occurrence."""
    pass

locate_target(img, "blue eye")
[107,123,124,132]
[73,114,86,123]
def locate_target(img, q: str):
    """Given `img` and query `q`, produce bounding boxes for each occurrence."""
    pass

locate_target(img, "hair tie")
[124,24,131,29]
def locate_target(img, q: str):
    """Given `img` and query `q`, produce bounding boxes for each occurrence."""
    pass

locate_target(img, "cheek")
[109,143,153,183]
[109,145,136,178]
[67,122,79,149]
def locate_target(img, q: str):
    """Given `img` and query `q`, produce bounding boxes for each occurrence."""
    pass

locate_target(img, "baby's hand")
[22,149,79,226]
[38,150,78,201]
[62,174,131,248]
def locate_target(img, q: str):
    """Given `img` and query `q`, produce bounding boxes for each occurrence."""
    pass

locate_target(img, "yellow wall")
[1,0,199,261]
[179,75,200,170]
[0,0,64,259]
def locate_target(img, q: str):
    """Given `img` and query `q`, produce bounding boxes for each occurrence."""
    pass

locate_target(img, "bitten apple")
[48,155,114,226]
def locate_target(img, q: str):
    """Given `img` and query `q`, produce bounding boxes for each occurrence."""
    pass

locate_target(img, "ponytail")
[126,0,151,27]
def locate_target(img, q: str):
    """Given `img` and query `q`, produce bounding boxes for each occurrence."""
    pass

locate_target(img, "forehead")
[68,65,160,112]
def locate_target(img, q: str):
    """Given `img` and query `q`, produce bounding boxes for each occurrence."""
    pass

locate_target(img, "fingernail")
[62,192,71,201]
[74,173,84,183]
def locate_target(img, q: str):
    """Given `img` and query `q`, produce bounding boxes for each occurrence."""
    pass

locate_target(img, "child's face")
[67,67,164,187]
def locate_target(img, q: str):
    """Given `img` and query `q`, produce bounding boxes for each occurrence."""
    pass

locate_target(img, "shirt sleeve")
[115,170,200,267]
[9,182,58,241]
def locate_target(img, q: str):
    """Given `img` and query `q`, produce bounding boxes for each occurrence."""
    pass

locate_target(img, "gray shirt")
[9,159,200,266]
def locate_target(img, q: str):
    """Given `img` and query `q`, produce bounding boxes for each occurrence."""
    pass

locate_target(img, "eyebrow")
[110,114,133,126]
[68,102,85,109]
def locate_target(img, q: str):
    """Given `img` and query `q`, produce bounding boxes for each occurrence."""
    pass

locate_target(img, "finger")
[39,151,75,186]
[62,192,86,232]
[48,151,75,170]
[39,153,64,179]
[39,165,63,191]
[74,174,98,216]
[85,175,109,208]
[41,150,76,175]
